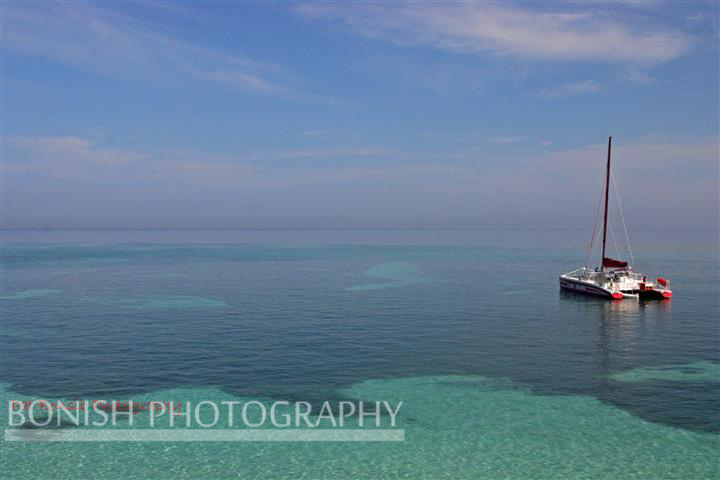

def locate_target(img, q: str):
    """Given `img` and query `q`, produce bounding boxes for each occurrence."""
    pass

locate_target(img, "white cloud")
[3,136,400,177]
[487,136,527,145]
[685,13,707,23]
[301,130,329,137]
[2,3,285,93]
[296,2,692,65]
[258,147,398,161]
[196,71,286,93]
[6,135,149,167]
[538,80,601,97]
[624,67,655,84]
[540,140,553,147]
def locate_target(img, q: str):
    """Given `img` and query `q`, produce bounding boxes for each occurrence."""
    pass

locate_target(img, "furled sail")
[603,257,628,268]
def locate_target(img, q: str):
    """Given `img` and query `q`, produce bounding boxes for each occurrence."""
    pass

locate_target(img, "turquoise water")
[346,261,436,291]
[1,377,718,479]
[1,229,718,478]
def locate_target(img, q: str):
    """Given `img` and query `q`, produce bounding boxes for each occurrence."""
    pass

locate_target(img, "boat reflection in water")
[559,289,672,357]
[607,297,672,315]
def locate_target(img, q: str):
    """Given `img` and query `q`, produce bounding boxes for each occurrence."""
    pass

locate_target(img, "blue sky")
[2,1,718,228]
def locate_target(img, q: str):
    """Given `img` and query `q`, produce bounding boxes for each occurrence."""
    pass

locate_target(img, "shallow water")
[1,229,718,478]
[346,261,435,291]
[1,376,718,479]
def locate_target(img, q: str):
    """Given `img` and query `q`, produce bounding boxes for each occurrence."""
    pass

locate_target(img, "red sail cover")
[603,257,628,268]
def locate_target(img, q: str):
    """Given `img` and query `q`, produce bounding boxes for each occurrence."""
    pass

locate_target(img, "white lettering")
[195,401,220,428]
[315,401,337,427]
[295,401,313,427]
[270,401,290,427]
[339,401,355,427]
[358,401,380,427]
[9,401,24,426]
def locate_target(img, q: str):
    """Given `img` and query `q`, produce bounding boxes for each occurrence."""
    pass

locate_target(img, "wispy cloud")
[3,135,716,228]
[3,136,399,174]
[487,136,527,145]
[258,147,399,161]
[624,67,655,84]
[685,13,708,23]
[301,130,330,138]
[537,80,601,98]
[195,71,285,93]
[295,2,692,65]
[6,136,149,167]
[2,3,285,93]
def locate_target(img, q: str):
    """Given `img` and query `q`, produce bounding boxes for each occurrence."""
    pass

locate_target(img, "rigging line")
[586,178,605,268]
[611,168,635,266]
[608,218,622,260]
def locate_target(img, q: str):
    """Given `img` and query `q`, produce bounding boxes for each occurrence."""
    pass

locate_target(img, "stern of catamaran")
[637,277,673,299]
[605,269,672,299]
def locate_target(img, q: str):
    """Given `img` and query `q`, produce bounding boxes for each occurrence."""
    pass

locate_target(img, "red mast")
[601,136,611,270]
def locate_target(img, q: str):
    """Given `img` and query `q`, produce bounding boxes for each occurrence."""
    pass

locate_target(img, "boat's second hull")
[638,289,672,300]
[559,275,623,299]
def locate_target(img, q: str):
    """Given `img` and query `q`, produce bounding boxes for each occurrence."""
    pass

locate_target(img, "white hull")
[559,274,624,299]
[560,267,669,300]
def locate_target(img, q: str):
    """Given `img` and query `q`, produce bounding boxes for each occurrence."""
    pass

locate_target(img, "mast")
[601,136,611,270]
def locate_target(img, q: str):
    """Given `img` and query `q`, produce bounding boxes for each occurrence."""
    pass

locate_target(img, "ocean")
[1,228,718,479]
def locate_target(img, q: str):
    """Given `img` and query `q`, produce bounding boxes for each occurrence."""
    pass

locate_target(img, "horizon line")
[1,226,717,232]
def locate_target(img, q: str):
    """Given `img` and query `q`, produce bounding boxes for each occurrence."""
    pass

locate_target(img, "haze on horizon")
[1,1,718,230]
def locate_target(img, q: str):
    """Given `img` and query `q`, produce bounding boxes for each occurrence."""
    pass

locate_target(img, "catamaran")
[559,137,672,300]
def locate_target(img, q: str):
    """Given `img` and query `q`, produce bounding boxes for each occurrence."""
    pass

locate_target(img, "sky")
[1,1,718,229]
